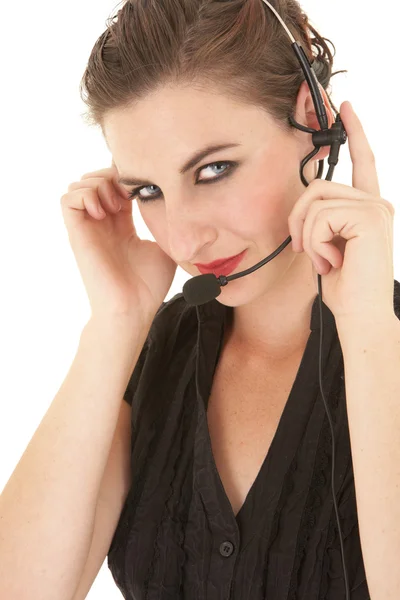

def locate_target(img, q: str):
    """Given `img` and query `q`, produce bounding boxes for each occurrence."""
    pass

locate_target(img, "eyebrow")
[117,142,242,186]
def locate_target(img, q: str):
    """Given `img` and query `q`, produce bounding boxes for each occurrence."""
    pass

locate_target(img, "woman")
[1,1,397,599]
[80,0,399,598]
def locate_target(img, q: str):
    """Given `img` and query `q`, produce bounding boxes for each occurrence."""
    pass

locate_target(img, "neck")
[223,252,317,362]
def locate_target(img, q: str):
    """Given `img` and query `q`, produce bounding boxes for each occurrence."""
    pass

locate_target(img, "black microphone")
[183,235,293,306]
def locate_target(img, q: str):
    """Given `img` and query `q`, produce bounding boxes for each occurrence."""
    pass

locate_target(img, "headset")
[182,0,350,597]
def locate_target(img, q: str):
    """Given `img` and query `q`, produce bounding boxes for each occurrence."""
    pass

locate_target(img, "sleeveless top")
[107,279,400,599]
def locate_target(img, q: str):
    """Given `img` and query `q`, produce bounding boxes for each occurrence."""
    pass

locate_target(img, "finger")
[302,201,346,271]
[293,179,372,208]
[68,178,121,213]
[288,180,370,251]
[80,168,132,202]
[61,187,107,220]
[110,160,133,201]
[340,101,381,197]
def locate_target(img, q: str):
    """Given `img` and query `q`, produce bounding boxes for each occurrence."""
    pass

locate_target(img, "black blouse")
[107,279,400,599]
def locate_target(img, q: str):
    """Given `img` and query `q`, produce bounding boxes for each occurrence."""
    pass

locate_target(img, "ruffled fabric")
[107,280,400,599]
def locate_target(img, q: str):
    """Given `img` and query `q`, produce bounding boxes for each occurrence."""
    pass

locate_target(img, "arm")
[0,315,152,600]
[337,312,400,600]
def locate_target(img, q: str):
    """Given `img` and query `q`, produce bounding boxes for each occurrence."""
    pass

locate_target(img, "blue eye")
[127,184,160,203]
[127,161,237,204]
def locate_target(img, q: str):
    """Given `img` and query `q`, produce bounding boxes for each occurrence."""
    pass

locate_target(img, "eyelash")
[126,160,237,204]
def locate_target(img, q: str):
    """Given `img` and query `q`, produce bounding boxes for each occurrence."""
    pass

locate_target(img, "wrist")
[84,312,153,340]
[336,311,399,348]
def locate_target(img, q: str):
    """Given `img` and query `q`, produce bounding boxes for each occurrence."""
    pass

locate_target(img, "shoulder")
[151,291,191,325]
[147,291,198,352]
[123,293,197,402]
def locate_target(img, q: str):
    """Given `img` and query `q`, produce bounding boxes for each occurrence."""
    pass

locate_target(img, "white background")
[1,1,398,598]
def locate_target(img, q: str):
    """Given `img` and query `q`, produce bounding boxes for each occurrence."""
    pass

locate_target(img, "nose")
[165,201,216,265]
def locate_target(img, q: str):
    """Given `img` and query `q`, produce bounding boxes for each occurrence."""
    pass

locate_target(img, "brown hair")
[79,0,347,136]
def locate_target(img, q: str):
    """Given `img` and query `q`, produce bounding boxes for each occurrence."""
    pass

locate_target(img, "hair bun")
[312,55,331,88]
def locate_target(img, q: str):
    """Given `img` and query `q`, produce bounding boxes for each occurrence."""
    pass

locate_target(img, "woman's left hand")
[288,100,395,321]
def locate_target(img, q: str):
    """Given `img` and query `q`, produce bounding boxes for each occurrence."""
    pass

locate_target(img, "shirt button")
[219,541,234,557]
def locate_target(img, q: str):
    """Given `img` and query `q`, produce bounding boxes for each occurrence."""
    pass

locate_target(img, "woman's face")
[104,83,328,305]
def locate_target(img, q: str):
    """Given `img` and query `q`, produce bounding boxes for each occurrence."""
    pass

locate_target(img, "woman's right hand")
[60,161,177,321]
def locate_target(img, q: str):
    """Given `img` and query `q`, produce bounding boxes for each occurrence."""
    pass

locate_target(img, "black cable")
[299,131,350,599]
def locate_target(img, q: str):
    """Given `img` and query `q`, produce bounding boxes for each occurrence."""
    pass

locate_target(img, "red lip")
[194,249,247,276]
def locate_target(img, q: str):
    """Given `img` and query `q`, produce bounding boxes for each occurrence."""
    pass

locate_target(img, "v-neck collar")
[192,292,338,547]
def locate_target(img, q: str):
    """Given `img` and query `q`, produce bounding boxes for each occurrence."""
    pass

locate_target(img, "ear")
[295,80,335,162]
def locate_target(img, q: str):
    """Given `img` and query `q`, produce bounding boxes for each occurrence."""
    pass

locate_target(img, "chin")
[215,254,298,307]
[213,273,269,308]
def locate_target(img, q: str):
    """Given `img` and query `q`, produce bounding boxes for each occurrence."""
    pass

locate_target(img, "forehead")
[102,86,288,186]
[103,85,275,149]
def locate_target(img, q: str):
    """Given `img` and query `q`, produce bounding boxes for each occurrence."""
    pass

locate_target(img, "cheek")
[137,208,171,254]
[230,177,290,238]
